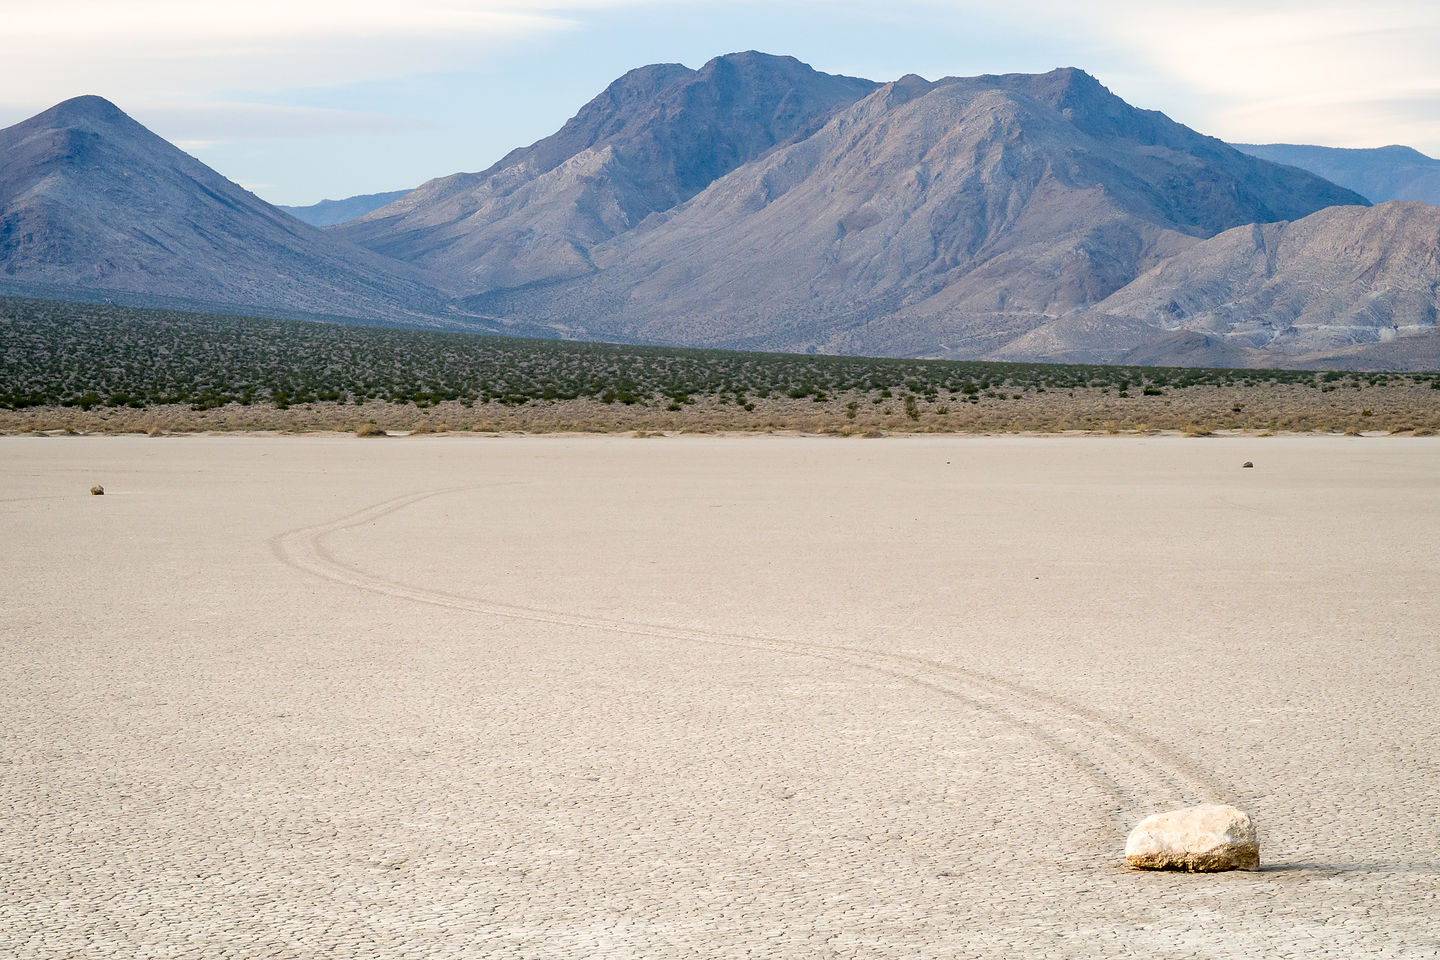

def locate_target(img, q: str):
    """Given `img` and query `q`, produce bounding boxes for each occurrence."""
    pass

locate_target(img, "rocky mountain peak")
[30,95,131,129]
[1023,66,1106,106]
[883,74,934,107]
[338,51,879,288]
[0,95,442,323]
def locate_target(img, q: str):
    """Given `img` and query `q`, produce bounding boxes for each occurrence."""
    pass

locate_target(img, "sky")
[4,0,1439,206]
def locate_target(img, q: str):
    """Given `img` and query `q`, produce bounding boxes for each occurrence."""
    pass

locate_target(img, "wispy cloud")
[0,0,659,152]
[2,0,1436,201]
[4,0,582,46]
[990,1,1440,150]
[0,1,596,101]
[145,102,433,144]
[1087,1,1440,145]
[5,0,1435,152]
[810,0,1440,151]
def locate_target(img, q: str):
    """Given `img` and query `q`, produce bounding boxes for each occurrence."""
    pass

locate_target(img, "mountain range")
[1232,143,1440,206]
[280,189,411,227]
[3,52,1439,369]
[445,67,1366,359]
[285,142,1440,230]
[337,53,878,293]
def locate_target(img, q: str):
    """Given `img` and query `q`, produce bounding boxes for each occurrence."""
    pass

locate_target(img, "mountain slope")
[280,189,411,227]
[1041,202,1440,365]
[0,97,444,323]
[1232,143,1440,205]
[465,68,1366,357]
[337,52,878,292]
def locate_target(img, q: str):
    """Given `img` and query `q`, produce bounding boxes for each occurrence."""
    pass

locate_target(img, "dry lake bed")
[3,435,1437,958]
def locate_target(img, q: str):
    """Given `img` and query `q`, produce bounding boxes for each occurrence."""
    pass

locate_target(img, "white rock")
[1125,803,1259,872]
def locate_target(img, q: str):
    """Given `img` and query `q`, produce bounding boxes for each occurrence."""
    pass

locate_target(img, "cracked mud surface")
[3,436,1437,957]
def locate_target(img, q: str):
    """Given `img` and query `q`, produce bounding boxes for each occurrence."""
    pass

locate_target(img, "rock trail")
[271,486,1231,841]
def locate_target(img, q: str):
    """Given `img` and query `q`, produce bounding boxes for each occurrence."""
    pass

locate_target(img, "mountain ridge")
[6,60,1440,371]
[337,52,879,292]
[457,66,1367,358]
[1232,142,1440,205]
[281,189,412,227]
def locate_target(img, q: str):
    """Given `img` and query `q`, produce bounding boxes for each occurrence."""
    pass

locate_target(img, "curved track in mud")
[271,487,1234,838]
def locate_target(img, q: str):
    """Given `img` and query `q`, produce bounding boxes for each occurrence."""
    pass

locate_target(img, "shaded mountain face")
[281,189,412,227]
[463,68,1366,357]
[337,52,878,292]
[1232,143,1440,205]
[0,97,443,323]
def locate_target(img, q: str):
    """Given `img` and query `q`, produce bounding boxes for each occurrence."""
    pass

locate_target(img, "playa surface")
[3,435,1437,958]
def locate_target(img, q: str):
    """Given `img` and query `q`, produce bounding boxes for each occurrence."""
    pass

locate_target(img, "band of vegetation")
[3,297,1438,435]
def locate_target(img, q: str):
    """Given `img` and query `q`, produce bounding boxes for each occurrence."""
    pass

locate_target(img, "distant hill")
[1232,143,1440,205]
[462,68,1366,359]
[1022,202,1440,368]
[0,97,448,325]
[338,52,879,292]
[280,189,411,227]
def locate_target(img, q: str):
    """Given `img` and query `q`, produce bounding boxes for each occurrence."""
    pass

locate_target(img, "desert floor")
[2,435,1437,959]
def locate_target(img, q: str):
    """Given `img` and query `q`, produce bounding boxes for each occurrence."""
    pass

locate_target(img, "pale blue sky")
[5,1,1438,205]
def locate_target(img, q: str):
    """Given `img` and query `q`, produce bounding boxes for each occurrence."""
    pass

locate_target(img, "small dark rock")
[1242,461,1254,469]
[90,484,105,495]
